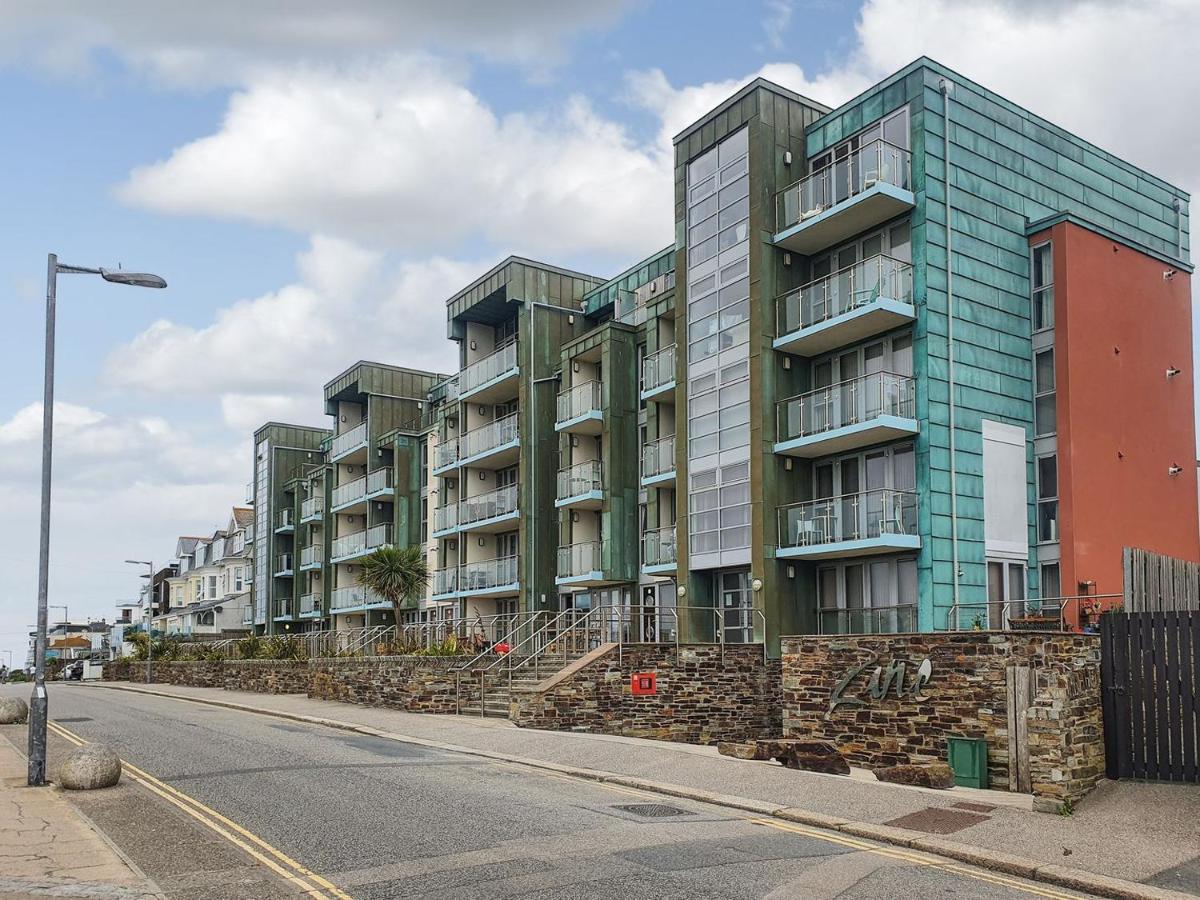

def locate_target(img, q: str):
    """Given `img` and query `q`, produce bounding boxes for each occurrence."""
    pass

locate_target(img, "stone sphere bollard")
[0,697,28,724]
[57,744,122,790]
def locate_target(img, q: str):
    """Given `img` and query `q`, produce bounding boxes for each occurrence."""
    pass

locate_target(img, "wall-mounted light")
[783,150,792,166]
[677,585,687,598]
[1167,366,1182,378]
[572,361,580,373]
[786,565,795,579]
[1164,269,1178,280]
[751,578,763,592]
[568,314,575,325]
[478,405,486,416]
[469,340,477,351]
[782,356,791,370]
[479,471,487,481]
[782,252,792,267]
[784,458,793,471]
[571,511,579,523]
[1169,464,1183,476]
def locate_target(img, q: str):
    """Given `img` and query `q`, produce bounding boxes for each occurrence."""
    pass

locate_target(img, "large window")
[1034,349,1056,436]
[1037,454,1058,543]
[689,462,751,553]
[1040,563,1061,601]
[986,560,1026,628]
[817,557,917,633]
[1032,242,1054,331]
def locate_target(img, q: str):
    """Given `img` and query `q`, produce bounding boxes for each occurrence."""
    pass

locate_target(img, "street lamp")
[125,560,154,686]
[28,254,166,788]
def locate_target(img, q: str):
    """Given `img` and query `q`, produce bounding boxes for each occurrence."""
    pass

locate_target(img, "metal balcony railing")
[459,483,519,527]
[300,544,323,567]
[459,412,519,460]
[275,508,293,530]
[300,593,320,616]
[366,523,392,550]
[331,421,368,457]
[777,372,915,441]
[641,344,676,394]
[818,603,917,634]
[460,342,518,394]
[435,438,459,469]
[777,254,913,337]
[557,541,602,578]
[460,556,518,592]
[432,503,459,534]
[777,489,918,550]
[367,468,393,494]
[301,496,324,520]
[641,434,676,479]
[331,530,367,560]
[643,526,677,567]
[432,567,459,596]
[776,139,912,231]
[332,475,366,508]
[330,585,388,611]
[556,381,602,424]
[277,553,293,572]
[556,461,602,500]
[274,597,292,618]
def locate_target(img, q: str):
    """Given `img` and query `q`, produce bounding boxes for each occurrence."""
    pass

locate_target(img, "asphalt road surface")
[2,683,1091,899]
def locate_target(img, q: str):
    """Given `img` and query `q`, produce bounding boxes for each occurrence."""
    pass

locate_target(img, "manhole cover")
[612,803,690,818]
[885,807,989,834]
[55,717,93,723]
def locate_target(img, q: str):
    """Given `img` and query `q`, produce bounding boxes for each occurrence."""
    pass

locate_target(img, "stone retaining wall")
[511,644,781,745]
[781,632,1104,809]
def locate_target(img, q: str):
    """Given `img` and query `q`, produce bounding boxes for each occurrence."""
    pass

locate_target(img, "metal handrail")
[641,344,676,393]
[776,138,911,230]
[776,254,913,336]
[460,341,519,394]
[948,594,1123,632]
[777,371,915,440]
[331,421,368,457]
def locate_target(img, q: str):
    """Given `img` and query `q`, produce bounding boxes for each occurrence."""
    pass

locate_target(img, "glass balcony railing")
[277,553,293,572]
[460,556,518,592]
[641,344,676,394]
[432,503,459,534]
[274,597,292,618]
[558,541,601,578]
[241,607,254,625]
[435,438,459,469]
[777,255,913,337]
[556,461,602,500]
[432,567,459,596]
[367,468,393,494]
[643,526,677,568]
[331,530,367,559]
[331,585,387,611]
[332,476,366,508]
[818,603,916,635]
[366,523,392,549]
[460,342,518,394]
[331,421,368,457]
[459,483,519,527]
[301,496,324,520]
[778,489,918,550]
[275,508,294,530]
[300,593,320,616]
[300,544,323,567]
[556,381,602,424]
[245,481,254,504]
[459,412,519,460]
[641,434,676,479]
[776,139,912,231]
[777,373,915,442]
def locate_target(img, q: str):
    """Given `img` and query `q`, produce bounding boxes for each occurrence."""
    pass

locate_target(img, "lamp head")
[101,269,167,289]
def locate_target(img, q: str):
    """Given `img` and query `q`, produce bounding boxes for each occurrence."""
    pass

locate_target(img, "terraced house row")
[169,58,1199,654]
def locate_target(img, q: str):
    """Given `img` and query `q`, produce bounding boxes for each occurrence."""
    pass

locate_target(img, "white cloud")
[0,402,105,446]
[117,60,673,259]
[762,1,796,50]
[0,0,632,84]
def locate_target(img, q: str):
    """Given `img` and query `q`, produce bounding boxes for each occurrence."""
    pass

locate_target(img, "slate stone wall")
[780,632,1104,808]
[510,644,781,745]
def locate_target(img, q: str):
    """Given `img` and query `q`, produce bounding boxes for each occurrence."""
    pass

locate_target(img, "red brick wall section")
[780,632,1103,808]
[510,644,782,745]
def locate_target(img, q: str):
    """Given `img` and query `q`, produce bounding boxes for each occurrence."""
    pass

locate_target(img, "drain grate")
[612,803,690,818]
[55,717,93,723]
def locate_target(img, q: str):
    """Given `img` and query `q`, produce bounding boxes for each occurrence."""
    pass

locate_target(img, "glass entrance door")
[720,570,753,643]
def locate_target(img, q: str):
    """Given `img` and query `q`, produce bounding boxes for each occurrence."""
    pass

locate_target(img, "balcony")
[300,544,323,570]
[330,584,389,612]
[641,434,676,486]
[299,593,322,618]
[273,597,293,621]
[331,475,367,512]
[556,541,608,586]
[641,344,676,401]
[775,372,917,457]
[459,483,519,531]
[457,412,520,468]
[775,255,915,357]
[774,140,914,255]
[555,461,603,509]
[330,530,366,563]
[642,526,677,575]
[555,381,603,434]
[245,481,254,504]
[274,508,294,533]
[330,421,369,462]
[431,567,459,600]
[818,603,916,635]
[431,503,459,538]
[459,556,519,597]
[275,553,294,576]
[241,607,254,626]
[366,467,393,498]
[433,438,459,474]
[300,496,324,523]
[460,342,519,402]
[776,489,919,560]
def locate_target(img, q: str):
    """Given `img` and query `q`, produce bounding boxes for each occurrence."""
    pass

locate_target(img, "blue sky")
[1,0,1197,664]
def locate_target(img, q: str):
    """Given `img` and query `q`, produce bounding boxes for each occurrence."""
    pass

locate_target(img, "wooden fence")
[1123,547,1200,613]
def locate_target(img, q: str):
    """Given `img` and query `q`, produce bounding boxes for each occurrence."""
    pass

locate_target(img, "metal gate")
[1101,611,1199,782]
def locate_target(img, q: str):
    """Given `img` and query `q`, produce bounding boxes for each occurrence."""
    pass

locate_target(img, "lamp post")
[28,254,166,787]
[125,560,154,685]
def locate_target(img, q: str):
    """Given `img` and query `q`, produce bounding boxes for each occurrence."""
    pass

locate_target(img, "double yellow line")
[47,720,353,900]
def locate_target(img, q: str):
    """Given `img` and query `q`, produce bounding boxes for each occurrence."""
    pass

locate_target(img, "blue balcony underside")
[555,490,603,510]
[458,439,520,470]
[774,297,916,358]
[774,415,920,459]
[274,570,294,578]
[460,510,521,533]
[432,460,459,477]
[641,470,676,488]
[365,487,394,502]
[331,602,391,614]
[431,525,458,539]
[430,589,459,602]
[330,549,373,565]
[772,183,915,256]
[555,571,609,587]
[459,581,520,599]
[298,609,323,618]
[299,561,322,572]
[461,367,519,403]
[775,534,921,560]
[330,441,369,464]
[640,380,675,402]
[555,412,603,435]
[641,562,676,576]
[272,614,294,622]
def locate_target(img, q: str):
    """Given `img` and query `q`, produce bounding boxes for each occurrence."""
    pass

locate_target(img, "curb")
[86,682,1192,900]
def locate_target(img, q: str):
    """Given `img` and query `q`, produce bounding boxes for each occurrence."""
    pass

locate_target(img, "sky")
[1,0,1198,666]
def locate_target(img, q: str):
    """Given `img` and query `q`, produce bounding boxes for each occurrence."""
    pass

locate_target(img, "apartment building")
[154,511,254,638]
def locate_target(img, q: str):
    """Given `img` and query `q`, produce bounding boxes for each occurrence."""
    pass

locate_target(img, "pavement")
[0,726,162,899]
[5,680,1200,899]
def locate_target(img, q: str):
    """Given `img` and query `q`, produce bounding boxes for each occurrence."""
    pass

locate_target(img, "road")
[1,683,1090,899]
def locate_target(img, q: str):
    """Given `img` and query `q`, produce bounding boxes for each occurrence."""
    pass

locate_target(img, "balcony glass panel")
[332,476,366,508]
[642,344,676,393]
[460,483,519,526]
[366,523,392,549]
[460,556,518,591]
[777,255,913,337]
[777,139,911,231]
[778,373,915,440]
[432,503,459,534]
[558,541,602,577]
[277,553,293,571]
[300,544,323,567]
[300,593,320,615]
[274,597,292,618]
[819,604,916,634]
[643,527,677,567]
[556,381,602,423]
[331,530,367,559]
[330,585,388,611]
[432,567,459,596]
[367,468,393,494]
[301,497,324,519]
[556,461,602,500]
[331,421,368,457]
[777,489,918,549]
[460,342,518,394]
[459,412,519,459]
[641,434,676,479]
[435,438,459,469]
[275,508,293,529]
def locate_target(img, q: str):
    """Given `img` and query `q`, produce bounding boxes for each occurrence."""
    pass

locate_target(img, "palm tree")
[359,545,430,628]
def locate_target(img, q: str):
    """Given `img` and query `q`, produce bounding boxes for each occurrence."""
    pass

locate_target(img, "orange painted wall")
[1044,222,1199,607]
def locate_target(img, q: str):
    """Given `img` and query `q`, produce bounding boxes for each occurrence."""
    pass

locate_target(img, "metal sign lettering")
[826,653,933,719]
